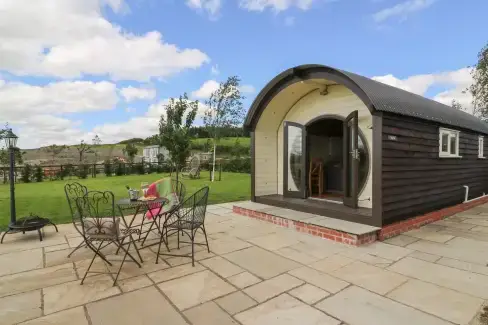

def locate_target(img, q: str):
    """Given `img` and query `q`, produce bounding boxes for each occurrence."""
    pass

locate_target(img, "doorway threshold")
[308,196,343,205]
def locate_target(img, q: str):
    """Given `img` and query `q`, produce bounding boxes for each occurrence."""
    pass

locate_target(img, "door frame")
[342,110,359,208]
[283,121,307,198]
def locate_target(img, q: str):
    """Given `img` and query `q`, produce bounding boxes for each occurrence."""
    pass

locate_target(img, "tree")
[75,140,92,162]
[159,93,198,178]
[469,42,488,119]
[44,144,66,165]
[122,143,139,163]
[203,76,245,181]
[92,135,102,163]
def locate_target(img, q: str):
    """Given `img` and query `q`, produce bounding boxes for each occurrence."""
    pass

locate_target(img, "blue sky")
[0,0,486,148]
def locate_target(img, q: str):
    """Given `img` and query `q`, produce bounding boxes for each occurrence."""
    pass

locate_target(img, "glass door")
[283,121,307,198]
[343,111,359,208]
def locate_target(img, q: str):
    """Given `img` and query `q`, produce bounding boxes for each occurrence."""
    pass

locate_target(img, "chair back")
[64,182,88,231]
[309,158,323,175]
[189,155,200,169]
[177,186,209,225]
[75,190,116,237]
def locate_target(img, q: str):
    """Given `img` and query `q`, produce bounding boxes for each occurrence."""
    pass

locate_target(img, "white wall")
[254,82,373,208]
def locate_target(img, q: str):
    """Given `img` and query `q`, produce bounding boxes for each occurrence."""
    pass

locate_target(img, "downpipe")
[463,185,488,203]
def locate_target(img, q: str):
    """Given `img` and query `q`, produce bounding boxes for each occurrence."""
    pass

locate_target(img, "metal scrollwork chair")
[64,182,89,258]
[156,186,210,266]
[181,155,201,179]
[76,190,141,285]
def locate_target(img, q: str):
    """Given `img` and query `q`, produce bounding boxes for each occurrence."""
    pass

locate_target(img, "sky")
[0,0,486,149]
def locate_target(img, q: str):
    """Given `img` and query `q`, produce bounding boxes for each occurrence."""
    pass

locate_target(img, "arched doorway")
[283,111,369,208]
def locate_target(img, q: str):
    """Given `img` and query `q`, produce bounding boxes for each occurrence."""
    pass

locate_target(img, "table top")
[116,197,167,207]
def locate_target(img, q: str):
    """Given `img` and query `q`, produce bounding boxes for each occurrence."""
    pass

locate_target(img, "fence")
[0,157,251,184]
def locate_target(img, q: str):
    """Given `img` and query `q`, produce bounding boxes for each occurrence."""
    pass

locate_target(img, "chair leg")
[81,241,103,285]
[177,228,180,249]
[129,234,143,263]
[191,231,195,267]
[201,225,210,253]
[67,241,85,258]
[141,218,157,246]
[156,229,165,264]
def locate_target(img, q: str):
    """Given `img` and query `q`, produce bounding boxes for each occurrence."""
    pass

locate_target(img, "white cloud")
[92,99,208,143]
[120,86,156,102]
[0,0,210,81]
[191,79,256,99]
[373,0,436,23]
[186,0,222,18]
[239,0,315,12]
[211,64,220,75]
[372,67,474,109]
[191,80,220,99]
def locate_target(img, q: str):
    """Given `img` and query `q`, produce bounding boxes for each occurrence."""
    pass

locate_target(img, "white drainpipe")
[463,185,488,203]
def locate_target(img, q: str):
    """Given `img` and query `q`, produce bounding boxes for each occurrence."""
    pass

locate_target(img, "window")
[439,128,460,158]
[479,136,484,158]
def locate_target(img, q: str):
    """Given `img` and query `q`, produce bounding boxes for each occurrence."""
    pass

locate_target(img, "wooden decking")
[255,194,375,226]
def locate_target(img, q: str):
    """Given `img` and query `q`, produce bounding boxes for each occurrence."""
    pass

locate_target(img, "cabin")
[245,64,488,228]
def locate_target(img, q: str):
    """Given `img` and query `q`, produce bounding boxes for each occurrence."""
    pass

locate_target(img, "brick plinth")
[232,206,377,246]
[379,196,488,240]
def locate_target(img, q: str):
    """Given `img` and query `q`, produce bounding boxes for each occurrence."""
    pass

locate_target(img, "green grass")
[0,171,250,229]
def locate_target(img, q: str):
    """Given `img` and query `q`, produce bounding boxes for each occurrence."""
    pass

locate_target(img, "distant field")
[21,137,250,164]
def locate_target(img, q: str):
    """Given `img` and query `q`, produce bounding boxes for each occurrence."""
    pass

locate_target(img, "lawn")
[0,171,250,229]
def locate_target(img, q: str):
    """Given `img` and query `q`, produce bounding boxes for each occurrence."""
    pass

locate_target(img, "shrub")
[21,164,32,183]
[223,157,251,173]
[78,164,89,179]
[62,164,74,179]
[115,162,124,176]
[34,165,43,182]
[104,160,112,176]
[136,162,145,175]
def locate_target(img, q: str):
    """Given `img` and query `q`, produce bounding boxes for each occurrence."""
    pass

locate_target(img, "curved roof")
[245,64,488,134]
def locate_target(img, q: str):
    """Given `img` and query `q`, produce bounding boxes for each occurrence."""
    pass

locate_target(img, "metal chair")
[75,190,141,285]
[156,186,210,266]
[64,182,89,258]
[181,155,201,179]
[140,179,186,246]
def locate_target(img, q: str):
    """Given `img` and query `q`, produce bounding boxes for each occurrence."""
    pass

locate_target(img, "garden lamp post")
[3,129,18,225]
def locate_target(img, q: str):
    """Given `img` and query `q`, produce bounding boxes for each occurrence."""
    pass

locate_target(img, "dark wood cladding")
[381,113,488,225]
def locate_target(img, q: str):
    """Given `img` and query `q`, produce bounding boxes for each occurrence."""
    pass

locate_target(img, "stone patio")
[2,202,488,324]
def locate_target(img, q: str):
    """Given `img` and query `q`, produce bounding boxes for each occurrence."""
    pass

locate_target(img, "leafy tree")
[34,165,43,182]
[203,76,245,181]
[469,42,488,119]
[21,164,32,183]
[44,144,66,165]
[159,93,198,178]
[451,99,464,111]
[104,159,113,177]
[122,143,139,163]
[75,140,92,162]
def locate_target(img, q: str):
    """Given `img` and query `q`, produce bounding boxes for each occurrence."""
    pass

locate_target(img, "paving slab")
[87,286,188,325]
[0,290,41,325]
[387,279,483,324]
[0,248,43,277]
[209,237,253,255]
[0,233,66,255]
[158,270,236,310]
[403,227,454,243]
[235,294,340,325]
[330,261,408,295]
[288,283,330,304]
[147,262,205,283]
[184,301,239,325]
[200,256,244,278]
[436,257,488,276]
[118,275,153,293]
[18,307,88,325]
[433,220,477,230]
[308,254,355,274]
[227,272,262,289]
[247,233,300,251]
[388,257,488,299]
[406,240,488,265]
[291,241,348,260]
[316,286,451,325]
[288,266,349,293]
[244,274,304,302]
[408,251,441,262]
[215,291,257,315]
[43,274,121,314]
[338,249,393,268]
[0,262,77,298]
[224,246,301,279]
[353,242,413,261]
[383,235,419,247]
